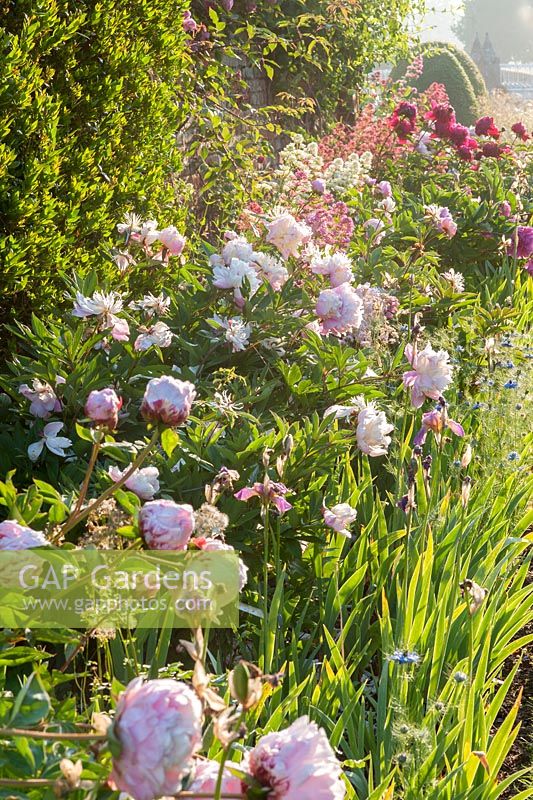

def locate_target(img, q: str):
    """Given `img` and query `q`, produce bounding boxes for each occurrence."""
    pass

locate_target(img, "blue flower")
[508,451,520,461]
[453,671,468,683]
[471,402,484,410]
[388,649,420,665]
[503,361,515,368]
[501,340,512,348]
[504,380,518,389]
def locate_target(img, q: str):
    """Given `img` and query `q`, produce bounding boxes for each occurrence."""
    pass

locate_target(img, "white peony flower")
[108,465,160,501]
[356,402,394,456]
[130,294,170,317]
[221,234,255,264]
[212,258,262,306]
[28,422,72,461]
[323,503,358,537]
[211,315,252,352]
[323,397,366,421]
[253,251,289,290]
[309,248,354,287]
[72,291,123,319]
[116,212,143,235]
[134,321,173,351]
[441,269,465,293]
[266,213,312,259]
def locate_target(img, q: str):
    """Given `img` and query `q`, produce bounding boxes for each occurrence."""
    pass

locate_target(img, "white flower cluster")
[210,231,289,308]
[324,151,373,195]
[278,134,324,181]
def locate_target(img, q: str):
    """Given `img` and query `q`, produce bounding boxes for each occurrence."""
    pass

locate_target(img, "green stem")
[0,728,106,741]
[72,437,102,517]
[262,503,270,671]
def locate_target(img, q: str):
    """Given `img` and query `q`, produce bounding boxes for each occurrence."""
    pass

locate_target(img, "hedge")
[0,0,190,326]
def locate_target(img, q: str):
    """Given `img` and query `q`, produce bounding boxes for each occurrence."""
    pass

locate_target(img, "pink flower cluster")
[108,679,346,800]
[304,199,354,248]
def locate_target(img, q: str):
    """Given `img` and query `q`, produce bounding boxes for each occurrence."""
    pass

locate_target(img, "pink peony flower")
[19,378,63,418]
[110,317,130,342]
[389,102,417,141]
[0,520,49,550]
[413,407,464,446]
[186,760,242,800]
[182,10,198,32]
[480,142,507,159]
[244,716,345,800]
[356,402,394,456]
[322,503,357,537]
[141,376,196,427]
[402,343,453,408]
[315,283,363,335]
[499,201,512,218]
[266,214,312,259]
[85,388,122,429]
[376,180,392,197]
[507,226,533,259]
[109,678,203,800]
[424,205,457,238]
[158,226,186,256]
[235,481,292,515]
[139,499,195,550]
[108,465,160,501]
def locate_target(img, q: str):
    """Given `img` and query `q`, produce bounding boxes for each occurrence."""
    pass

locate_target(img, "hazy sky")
[418,0,463,45]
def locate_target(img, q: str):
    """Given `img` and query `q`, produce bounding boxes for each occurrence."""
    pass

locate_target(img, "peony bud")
[141,376,196,427]
[85,388,122,429]
[139,499,195,550]
[109,678,202,800]
[229,661,263,709]
[461,443,472,469]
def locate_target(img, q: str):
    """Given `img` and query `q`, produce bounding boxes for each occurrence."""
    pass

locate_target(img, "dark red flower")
[511,121,529,141]
[481,142,506,158]
[389,102,418,142]
[474,116,500,138]
[425,102,456,139]
[449,124,470,146]
[456,145,474,161]
[396,101,417,121]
